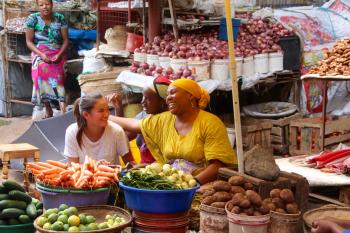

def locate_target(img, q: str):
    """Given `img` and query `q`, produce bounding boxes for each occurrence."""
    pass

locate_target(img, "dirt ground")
[0,115,32,144]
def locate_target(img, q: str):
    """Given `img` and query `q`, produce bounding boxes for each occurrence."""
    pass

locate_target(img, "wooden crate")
[270,113,302,155]
[218,168,309,214]
[289,115,350,156]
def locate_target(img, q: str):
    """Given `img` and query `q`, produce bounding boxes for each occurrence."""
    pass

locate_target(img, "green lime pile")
[36,204,126,232]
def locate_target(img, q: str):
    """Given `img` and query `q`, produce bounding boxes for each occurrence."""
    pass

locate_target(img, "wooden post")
[96,0,100,51]
[321,81,328,151]
[224,0,244,173]
[142,0,147,43]
[168,0,178,41]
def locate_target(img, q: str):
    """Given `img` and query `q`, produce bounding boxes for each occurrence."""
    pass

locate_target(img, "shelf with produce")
[9,98,33,106]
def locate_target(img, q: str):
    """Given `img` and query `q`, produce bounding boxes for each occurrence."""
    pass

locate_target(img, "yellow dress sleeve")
[202,113,237,166]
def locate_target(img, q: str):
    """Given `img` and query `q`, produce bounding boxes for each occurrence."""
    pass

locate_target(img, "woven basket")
[78,67,126,97]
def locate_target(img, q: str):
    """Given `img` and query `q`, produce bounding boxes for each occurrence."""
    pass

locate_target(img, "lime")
[59,204,69,211]
[52,221,64,231]
[67,207,78,215]
[68,215,80,226]
[36,216,48,227]
[68,226,80,232]
[79,224,89,231]
[87,222,98,230]
[63,208,73,217]
[43,222,52,230]
[57,214,68,224]
[44,208,58,217]
[78,213,87,225]
[86,215,96,224]
[64,223,70,231]
[98,222,109,229]
[48,213,58,224]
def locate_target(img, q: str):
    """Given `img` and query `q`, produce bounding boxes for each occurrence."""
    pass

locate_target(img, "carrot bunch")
[26,156,120,189]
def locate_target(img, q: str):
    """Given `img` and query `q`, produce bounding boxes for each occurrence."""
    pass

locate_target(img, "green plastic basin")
[0,222,35,233]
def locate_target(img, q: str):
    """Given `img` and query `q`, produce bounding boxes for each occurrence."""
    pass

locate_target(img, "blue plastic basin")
[119,182,199,214]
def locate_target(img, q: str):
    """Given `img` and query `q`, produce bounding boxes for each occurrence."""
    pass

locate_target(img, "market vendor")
[64,93,135,165]
[110,78,237,184]
[312,218,350,233]
[107,76,171,164]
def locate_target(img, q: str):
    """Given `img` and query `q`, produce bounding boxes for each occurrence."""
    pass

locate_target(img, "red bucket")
[126,32,144,52]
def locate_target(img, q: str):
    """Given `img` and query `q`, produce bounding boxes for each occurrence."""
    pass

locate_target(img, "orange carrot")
[36,162,56,169]
[26,163,49,171]
[47,160,68,169]
[42,167,63,175]
[97,165,115,173]
[95,171,115,178]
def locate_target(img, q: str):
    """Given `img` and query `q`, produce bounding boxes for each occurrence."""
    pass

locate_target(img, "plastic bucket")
[225,202,270,233]
[243,56,255,77]
[211,59,229,81]
[147,54,160,66]
[269,211,301,233]
[188,60,210,81]
[269,52,284,73]
[134,52,147,63]
[133,211,189,233]
[170,58,187,72]
[254,53,269,73]
[36,183,110,209]
[236,57,243,77]
[126,32,144,53]
[0,223,35,233]
[227,127,236,148]
[159,56,171,68]
[200,204,228,233]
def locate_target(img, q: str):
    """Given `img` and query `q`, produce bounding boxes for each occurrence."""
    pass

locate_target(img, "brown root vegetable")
[232,193,245,206]
[202,189,216,198]
[246,190,262,206]
[231,206,241,214]
[231,186,246,194]
[226,201,235,212]
[213,180,232,192]
[262,198,272,205]
[254,210,262,216]
[280,189,294,203]
[259,203,271,215]
[275,208,286,214]
[211,202,227,208]
[239,197,251,208]
[271,197,285,209]
[202,196,217,205]
[243,207,255,216]
[270,189,281,198]
[213,191,233,202]
[286,203,299,214]
[244,182,254,190]
[228,176,245,186]
[267,202,277,211]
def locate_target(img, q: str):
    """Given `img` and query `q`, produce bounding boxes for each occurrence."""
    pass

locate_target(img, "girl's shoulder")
[66,123,79,133]
[107,121,124,134]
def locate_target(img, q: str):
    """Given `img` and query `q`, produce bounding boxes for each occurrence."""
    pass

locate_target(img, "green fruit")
[36,202,43,210]
[68,215,80,226]
[87,222,98,230]
[64,223,70,231]
[31,198,39,205]
[37,209,43,216]
[78,213,87,225]
[2,180,25,192]
[68,226,80,232]
[67,207,78,215]
[44,208,58,217]
[63,208,72,216]
[8,190,32,204]
[1,208,25,218]
[0,200,27,210]
[52,221,64,231]
[8,218,20,225]
[43,222,52,230]
[48,213,58,223]
[59,204,69,211]
[79,224,89,231]
[0,219,7,225]
[98,222,109,229]
[18,214,31,223]
[36,216,48,227]
[26,203,37,219]
[57,214,68,224]
[86,215,96,224]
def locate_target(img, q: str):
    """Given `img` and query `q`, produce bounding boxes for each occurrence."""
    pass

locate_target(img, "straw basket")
[104,25,127,51]
[78,67,125,97]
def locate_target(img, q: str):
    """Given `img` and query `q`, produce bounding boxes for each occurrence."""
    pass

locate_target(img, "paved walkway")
[0,116,32,144]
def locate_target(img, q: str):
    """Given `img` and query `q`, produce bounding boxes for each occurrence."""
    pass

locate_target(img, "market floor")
[0,115,32,144]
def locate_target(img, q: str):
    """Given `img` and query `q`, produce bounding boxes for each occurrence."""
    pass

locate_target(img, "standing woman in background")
[25,0,69,118]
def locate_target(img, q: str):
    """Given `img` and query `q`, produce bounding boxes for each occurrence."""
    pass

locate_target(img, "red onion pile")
[129,61,194,80]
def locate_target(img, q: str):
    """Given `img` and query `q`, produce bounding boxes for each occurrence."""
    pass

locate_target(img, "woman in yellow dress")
[110,78,237,184]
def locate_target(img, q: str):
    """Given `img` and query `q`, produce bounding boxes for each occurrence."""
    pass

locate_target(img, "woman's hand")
[51,54,62,63]
[106,93,123,108]
[40,53,51,63]
[312,219,344,233]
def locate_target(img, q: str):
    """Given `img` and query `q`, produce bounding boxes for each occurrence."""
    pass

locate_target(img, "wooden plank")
[265,129,271,148]
[314,128,321,152]
[301,128,312,152]
[289,126,298,154]
[271,113,302,127]
[271,135,283,144]
[325,133,350,147]
[309,193,350,207]
[325,116,350,135]
[339,186,350,204]
[271,126,283,136]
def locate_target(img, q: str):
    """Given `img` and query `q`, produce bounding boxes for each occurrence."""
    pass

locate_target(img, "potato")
[244,182,254,190]
[232,193,245,206]
[271,197,285,209]
[246,190,262,206]
[275,208,286,214]
[239,197,251,208]
[226,201,235,212]
[228,176,245,186]
[270,189,281,198]
[202,189,216,198]
[213,191,232,202]
[243,207,255,216]
[211,202,226,209]
[280,189,294,203]
[202,196,217,205]
[231,206,241,214]
[231,186,246,194]
[213,180,232,192]
[266,202,276,211]
[259,203,270,215]
[286,203,299,214]
[262,198,272,205]
[254,210,262,216]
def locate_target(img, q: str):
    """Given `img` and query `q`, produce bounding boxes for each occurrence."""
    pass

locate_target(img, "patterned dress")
[25,12,67,105]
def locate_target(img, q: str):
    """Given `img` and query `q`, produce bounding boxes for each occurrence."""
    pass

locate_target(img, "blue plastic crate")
[219,18,240,41]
